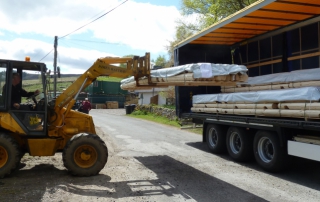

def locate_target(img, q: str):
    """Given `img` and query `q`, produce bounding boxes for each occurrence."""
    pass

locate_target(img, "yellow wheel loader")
[0,53,151,178]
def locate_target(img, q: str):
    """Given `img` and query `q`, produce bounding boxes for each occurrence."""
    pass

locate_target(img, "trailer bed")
[182,112,320,132]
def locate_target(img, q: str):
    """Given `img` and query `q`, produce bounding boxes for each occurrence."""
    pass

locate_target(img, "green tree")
[166,25,195,67]
[159,86,175,100]
[166,0,258,65]
[119,55,134,68]
[155,55,167,67]
[181,0,259,29]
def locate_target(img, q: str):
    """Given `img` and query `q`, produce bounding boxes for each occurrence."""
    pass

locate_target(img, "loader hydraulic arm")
[49,53,151,126]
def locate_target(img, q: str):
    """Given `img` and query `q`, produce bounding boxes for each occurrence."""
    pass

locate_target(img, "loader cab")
[0,59,48,136]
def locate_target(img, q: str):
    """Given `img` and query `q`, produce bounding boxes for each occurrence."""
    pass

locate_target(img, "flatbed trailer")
[173,0,320,172]
[181,112,320,171]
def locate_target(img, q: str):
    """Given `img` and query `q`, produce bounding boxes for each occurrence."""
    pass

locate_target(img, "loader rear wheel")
[0,134,20,178]
[63,133,108,176]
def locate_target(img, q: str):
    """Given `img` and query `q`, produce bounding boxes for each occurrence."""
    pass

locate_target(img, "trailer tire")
[63,133,108,176]
[253,131,289,172]
[0,134,20,178]
[226,127,253,162]
[206,124,227,153]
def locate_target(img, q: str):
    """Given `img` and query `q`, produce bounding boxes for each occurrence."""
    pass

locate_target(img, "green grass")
[182,128,203,135]
[129,110,203,135]
[161,105,176,109]
[19,76,123,105]
[97,76,123,82]
[22,76,121,94]
[129,110,180,127]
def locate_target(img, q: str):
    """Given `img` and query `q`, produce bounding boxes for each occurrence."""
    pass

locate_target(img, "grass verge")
[129,110,203,135]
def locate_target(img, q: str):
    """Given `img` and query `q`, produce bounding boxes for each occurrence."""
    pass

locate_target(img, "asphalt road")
[90,109,320,202]
[1,109,320,202]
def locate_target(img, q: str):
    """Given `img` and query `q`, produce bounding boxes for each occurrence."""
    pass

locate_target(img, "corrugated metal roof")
[175,0,320,48]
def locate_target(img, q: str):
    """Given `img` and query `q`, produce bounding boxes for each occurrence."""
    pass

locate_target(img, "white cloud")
[0,0,181,74]
[91,1,180,52]
[0,0,181,54]
[0,38,118,74]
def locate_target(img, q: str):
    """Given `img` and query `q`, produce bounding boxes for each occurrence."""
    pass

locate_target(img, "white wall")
[136,87,169,105]
[138,92,166,105]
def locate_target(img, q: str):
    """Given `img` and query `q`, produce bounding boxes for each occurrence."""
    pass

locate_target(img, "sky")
[0,0,182,74]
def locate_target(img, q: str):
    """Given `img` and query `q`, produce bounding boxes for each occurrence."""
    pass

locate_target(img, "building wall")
[138,92,166,105]
[136,88,168,105]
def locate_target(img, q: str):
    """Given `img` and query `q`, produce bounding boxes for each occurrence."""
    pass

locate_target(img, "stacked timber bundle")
[221,68,320,93]
[191,86,320,120]
[120,63,248,91]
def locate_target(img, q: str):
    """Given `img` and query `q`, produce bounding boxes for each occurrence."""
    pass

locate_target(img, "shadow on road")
[134,155,267,202]
[0,156,267,202]
[186,141,320,192]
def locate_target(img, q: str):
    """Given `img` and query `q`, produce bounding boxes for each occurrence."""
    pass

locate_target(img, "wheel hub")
[209,128,218,146]
[74,145,97,168]
[80,151,91,161]
[258,137,274,163]
[0,146,8,168]
[263,141,274,159]
[230,132,241,154]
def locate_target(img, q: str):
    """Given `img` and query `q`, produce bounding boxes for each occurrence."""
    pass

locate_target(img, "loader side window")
[0,66,7,108]
[11,69,46,132]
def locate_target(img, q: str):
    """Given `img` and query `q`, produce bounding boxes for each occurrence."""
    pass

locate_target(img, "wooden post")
[53,36,58,97]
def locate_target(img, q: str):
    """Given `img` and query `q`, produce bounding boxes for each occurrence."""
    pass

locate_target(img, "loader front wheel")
[0,134,20,178]
[63,133,108,176]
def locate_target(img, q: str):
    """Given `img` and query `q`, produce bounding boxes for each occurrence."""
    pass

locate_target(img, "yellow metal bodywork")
[1,53,151,157]
[15,110,97,156]
[49,52,151,131]
[0,145,8,167]
[0,112,26,135]
[27,139,61,156]
[30,53,150,156]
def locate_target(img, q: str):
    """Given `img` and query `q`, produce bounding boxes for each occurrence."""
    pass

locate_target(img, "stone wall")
[135,105,177,120]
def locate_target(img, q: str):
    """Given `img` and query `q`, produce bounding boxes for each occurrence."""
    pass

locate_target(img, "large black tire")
[206,124,227,153]
[253,131,290,172]
[226,127,253,162]
[63,133,108,176]
[0,134,20,178]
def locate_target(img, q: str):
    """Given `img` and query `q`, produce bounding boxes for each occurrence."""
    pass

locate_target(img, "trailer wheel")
[63,133,108,176]
[0,134,20,178]
[253,131,289,172]
[206,124,226,153]
[226,127,253,162]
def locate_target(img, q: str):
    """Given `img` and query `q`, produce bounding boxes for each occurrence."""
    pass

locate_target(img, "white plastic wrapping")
[121,63,247,84]
[193,86,320,104]
[243,68,320,86]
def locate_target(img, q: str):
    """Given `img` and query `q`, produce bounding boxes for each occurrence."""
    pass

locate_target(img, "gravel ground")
[0,109,319,202]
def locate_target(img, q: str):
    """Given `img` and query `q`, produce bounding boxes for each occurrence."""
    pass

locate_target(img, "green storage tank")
[87,81,128,108]
[87,81,127,95]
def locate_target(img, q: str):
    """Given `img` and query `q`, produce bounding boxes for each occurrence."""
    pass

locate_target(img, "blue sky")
[0,0,182,74]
